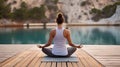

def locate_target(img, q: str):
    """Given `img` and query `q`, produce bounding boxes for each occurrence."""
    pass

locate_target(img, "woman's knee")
[68,47,77,51]
[73,47,77,51]
[42,48,54,57]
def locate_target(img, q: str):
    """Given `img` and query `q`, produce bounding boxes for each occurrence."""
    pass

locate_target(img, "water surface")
[0,26,120,45]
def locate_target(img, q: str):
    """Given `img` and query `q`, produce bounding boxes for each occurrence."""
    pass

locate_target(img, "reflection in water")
[70,26,120,45]
[0,28,50,44]
[0,26,120,45]
[88,28,116,44]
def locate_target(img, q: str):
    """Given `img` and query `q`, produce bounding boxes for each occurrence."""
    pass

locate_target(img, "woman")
[38,13,82,57]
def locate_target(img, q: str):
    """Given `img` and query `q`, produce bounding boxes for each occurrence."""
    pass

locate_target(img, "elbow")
[44,43,51,47]
[47,43,51,46]
[69,43,74,46]
[69,43,72,45]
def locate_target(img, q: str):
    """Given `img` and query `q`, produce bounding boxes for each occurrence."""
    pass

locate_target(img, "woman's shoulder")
[63,29,70,35]
[50,29,56,35]
[51,29,56,32]
[64,29,70,33]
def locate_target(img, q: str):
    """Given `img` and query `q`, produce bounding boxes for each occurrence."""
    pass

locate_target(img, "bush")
[53,0,58,4]
[28,5,46,20]
[0,0,56,22]
[12,2,46,21]
[91,1,120,21]
[102,5,116,18]
[114,1,120,5]
[0,0,11,19]
[12,2,28,21]
[90,8,101,14]
[81,1,91,6]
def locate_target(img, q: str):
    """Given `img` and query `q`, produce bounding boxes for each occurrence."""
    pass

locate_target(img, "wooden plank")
[80,49,101,67]
[61,62,66,67]
[0,55,18,66]
[15,51,38,67]
[3,45,120,67]
[45,62,51,67]
[76,59,85,67]
[34,58,42,67]
[83,45,120,67]
[28,51,42,67]
[0,51,27,66]
[1,51,31,67]
[40,62,46,67]
[75,52,84,67]
[106,65,120,67]
[34,50,45,67]
[76,52,90,67]
[72,63,78,67]
[67,62,72,67]
[51,62,56,67]
[57,62,61,67]
[20,51,39,67]
[77,50,93,67]
[78,49,103,67]
[78,49,101,67]
[34,51,45,67]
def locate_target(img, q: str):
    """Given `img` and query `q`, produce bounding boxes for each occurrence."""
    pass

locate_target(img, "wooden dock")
[0,45,103,67]
[83,45,120,67]
[0,45,120,67]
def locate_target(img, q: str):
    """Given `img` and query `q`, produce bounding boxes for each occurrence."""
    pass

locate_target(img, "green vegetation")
[52,0,58,4]
[102,5,116,18]
[90,8,102,21]
[81,1,91,6]
[90,1,120,21]
[0,1,46,22]
[28,5,46,20]
[0,0,59,23]
[90,8,101,14]
[12,2,28,21]
[0,0,11,19]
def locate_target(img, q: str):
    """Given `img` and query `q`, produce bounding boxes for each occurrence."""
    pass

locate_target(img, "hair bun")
[56,13,64,24]
[58,14,62,18]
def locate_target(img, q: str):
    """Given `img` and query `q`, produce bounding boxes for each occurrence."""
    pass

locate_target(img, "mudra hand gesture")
[75,44,83,48]
[37,45,43,48]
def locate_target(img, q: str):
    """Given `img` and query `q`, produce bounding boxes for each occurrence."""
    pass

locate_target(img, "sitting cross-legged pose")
[37,13,83,57]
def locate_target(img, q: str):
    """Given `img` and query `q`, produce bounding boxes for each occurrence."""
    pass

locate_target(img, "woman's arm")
[65,30,82,48]
[38,30,55,48]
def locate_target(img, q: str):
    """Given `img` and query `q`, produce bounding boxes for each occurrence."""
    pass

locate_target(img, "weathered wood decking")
[83,45,120,67]
[0,45,103,67]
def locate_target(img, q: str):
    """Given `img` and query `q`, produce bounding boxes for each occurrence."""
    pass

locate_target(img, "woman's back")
[52,27,68,56]
[37,13,82,57]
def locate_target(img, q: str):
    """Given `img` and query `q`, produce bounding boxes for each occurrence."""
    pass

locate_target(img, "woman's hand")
[76,45,83,48]
[37,45,43,48]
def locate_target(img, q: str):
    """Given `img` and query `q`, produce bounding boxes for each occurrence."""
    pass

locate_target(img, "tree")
[12,2,28,21]
[0,0,11,19]
[90,1,120,21]
[28,5,46,20]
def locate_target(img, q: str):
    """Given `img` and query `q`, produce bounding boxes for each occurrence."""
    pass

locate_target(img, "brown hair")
[56,13,64,24]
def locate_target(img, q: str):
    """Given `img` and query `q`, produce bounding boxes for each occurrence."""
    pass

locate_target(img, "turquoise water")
[0,26,120,45]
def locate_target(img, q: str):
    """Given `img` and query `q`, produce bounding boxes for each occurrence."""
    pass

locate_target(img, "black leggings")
[42,47,77,57]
